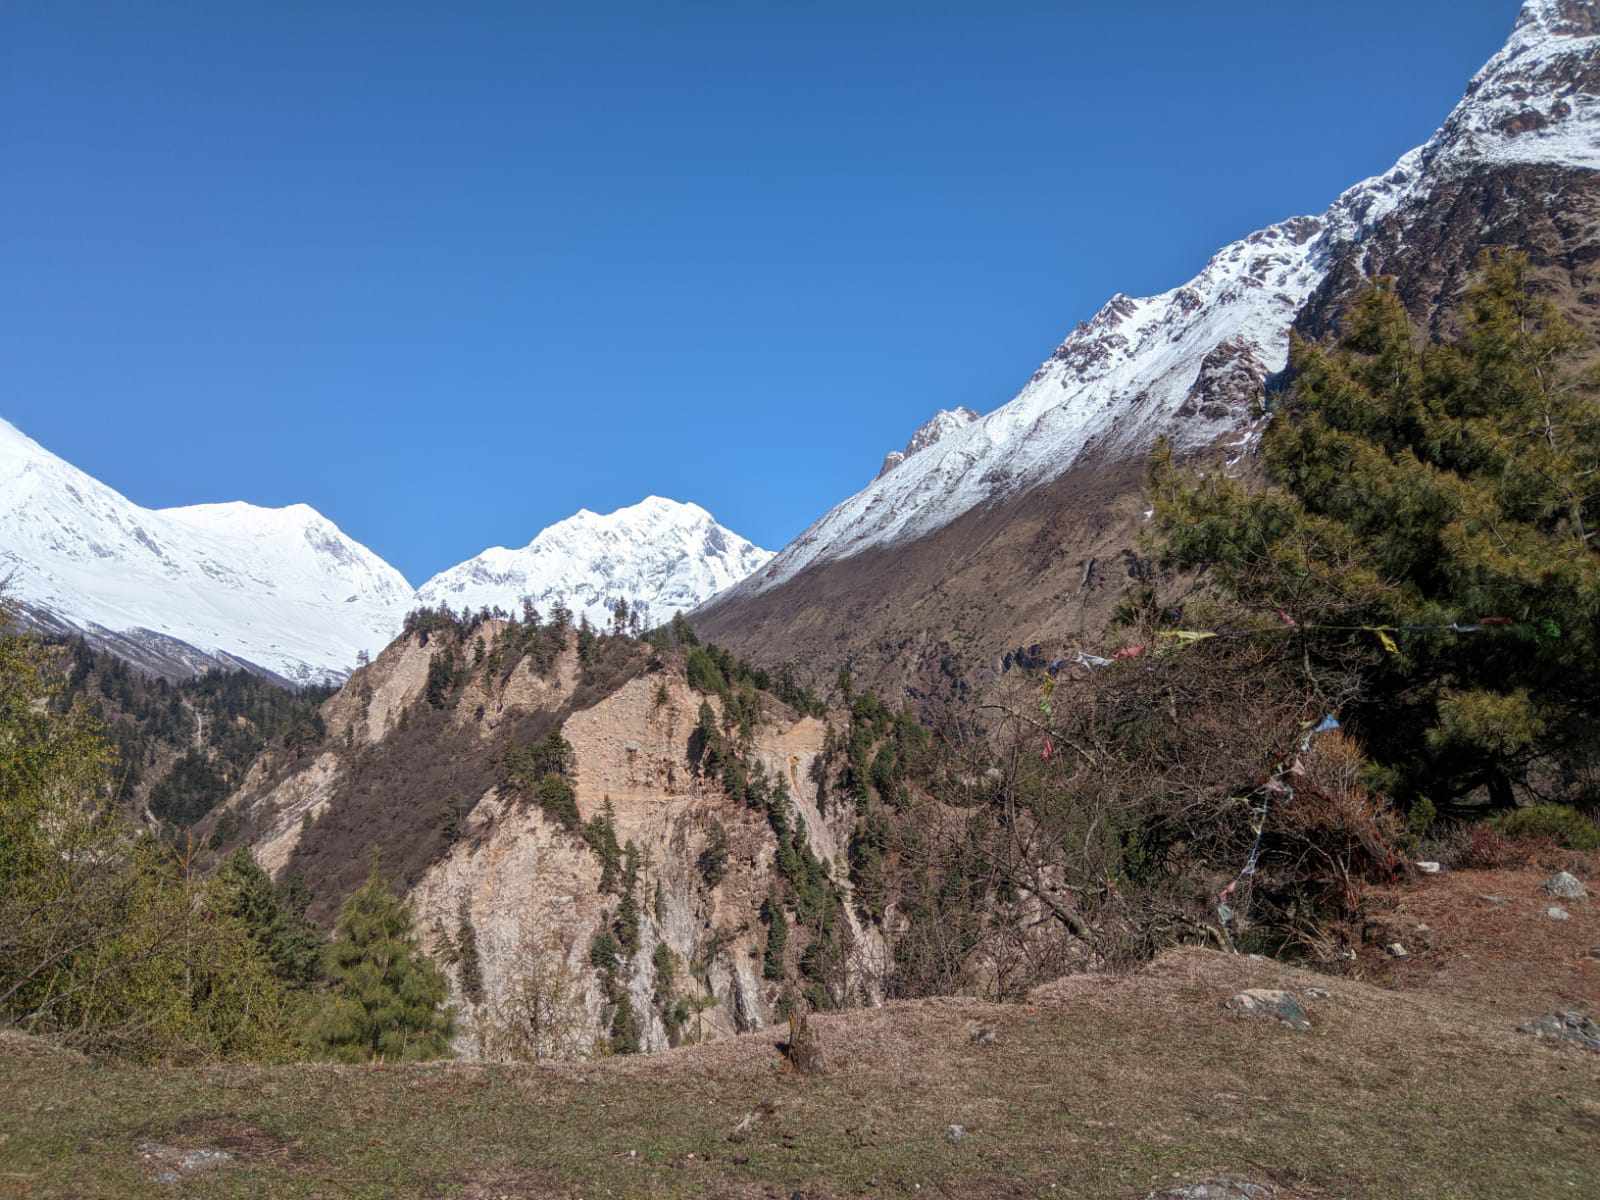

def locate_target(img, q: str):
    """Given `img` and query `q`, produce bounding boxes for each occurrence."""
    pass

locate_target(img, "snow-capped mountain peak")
[0,417,414,684]
[416,496,772,628]
[717,0,1599,604]
[1,420,772,681]
[1428,0,1600,173]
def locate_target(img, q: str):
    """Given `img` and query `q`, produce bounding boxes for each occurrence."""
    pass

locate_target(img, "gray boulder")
[1544,871,1587,900]
[1148,1180,1274,1200]
[1517,1011,1600,1052]
[1225,989,1310,1031]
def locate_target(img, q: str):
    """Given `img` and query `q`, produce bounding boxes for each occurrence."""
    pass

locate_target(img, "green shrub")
[1492,804,1600,850]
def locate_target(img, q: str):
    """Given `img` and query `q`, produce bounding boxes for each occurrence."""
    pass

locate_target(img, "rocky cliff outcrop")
[207,617,884,1059]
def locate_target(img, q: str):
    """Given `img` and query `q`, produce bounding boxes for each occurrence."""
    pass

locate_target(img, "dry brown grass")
[5,872,1597,1200]
[1353,855,1599,1018]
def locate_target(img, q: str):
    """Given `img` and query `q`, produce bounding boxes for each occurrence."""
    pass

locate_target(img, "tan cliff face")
[207,621,883,1059]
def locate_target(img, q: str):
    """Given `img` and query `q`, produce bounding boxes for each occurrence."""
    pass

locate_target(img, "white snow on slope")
[723,0,1600,602]
[417,497,773,630]
[876,408,981,480]
[0,418,414,684]
[0,420,771,682]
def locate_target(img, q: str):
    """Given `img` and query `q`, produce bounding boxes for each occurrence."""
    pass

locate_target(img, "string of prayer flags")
[1216,713,1343,925]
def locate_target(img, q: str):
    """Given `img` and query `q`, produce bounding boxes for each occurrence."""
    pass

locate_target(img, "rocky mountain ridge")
[204,617,886,1058]
[875,408,981,480]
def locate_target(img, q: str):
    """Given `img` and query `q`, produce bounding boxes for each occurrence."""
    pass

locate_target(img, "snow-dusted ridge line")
[719,0,1599,604]
[416,496,773,630]
[0,419,771,683]
[0,417,414,685]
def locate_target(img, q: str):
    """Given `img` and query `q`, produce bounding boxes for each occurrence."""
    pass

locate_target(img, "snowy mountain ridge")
[719,0,1600,604]
[876,408,981,480]
[0,417,414,685]
[416,497,773,630]
[0,419,768,683]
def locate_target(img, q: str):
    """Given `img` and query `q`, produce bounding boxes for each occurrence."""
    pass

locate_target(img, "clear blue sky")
[5,1,1520,584]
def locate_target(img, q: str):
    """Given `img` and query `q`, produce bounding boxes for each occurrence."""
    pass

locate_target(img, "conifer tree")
[616,841,642,957]
[215,848,323,989]
[454,895,484,1006]
[1152,251,1600,812]
[313,867,455,1062]
[762,894,788,980]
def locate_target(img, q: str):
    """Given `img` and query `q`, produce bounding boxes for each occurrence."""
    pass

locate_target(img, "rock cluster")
[1517,1011,1600,1052]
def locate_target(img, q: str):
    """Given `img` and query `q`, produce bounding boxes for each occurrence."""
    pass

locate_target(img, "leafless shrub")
[477,931,589,1062]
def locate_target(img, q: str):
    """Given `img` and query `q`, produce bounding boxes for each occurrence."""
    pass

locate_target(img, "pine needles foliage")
[312,865,455,1063]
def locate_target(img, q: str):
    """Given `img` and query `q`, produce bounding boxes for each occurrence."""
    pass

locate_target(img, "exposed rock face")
[210,621,883,1059]
[1518,1009,1600,1050]
[1175,338,1270,424]
[1224,989,1311,1031]
[1295,163,1600,347]
[876,408,982,480]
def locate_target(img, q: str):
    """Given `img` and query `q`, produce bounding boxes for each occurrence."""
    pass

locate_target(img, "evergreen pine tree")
[215,848,323,989]
[762,894,788,980]
[615,841,642,956]
[1152,251,1600,812]
[313,867,455,1063]
[455,895,484,1006]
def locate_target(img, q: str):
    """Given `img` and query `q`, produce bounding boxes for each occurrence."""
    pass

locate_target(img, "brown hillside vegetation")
[5,861,1596,1200]
[695,457,1154,703]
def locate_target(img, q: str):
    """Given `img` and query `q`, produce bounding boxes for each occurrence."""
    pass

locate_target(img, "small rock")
[945,1124,967,1143]
[1518,1011,1600,1052]
[1545,871,1588,901]
[1304,987,1330,1000]
[969,1024,997,1047]
[1479,894,1509,905]
[137,1143,234,1185]
[1415,861,1442,874]
[1548,906,1572,921]
[1224,989,1310,1031]
[1147,1179,1275,1200]
[1387,942,1409,959]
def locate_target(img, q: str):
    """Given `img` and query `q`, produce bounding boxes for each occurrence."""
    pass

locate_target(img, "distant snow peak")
[876,407,981,480]
[0,418,413,685]
[416,496,772,629]
[0,420,772,681]
[725,0,1600,603]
